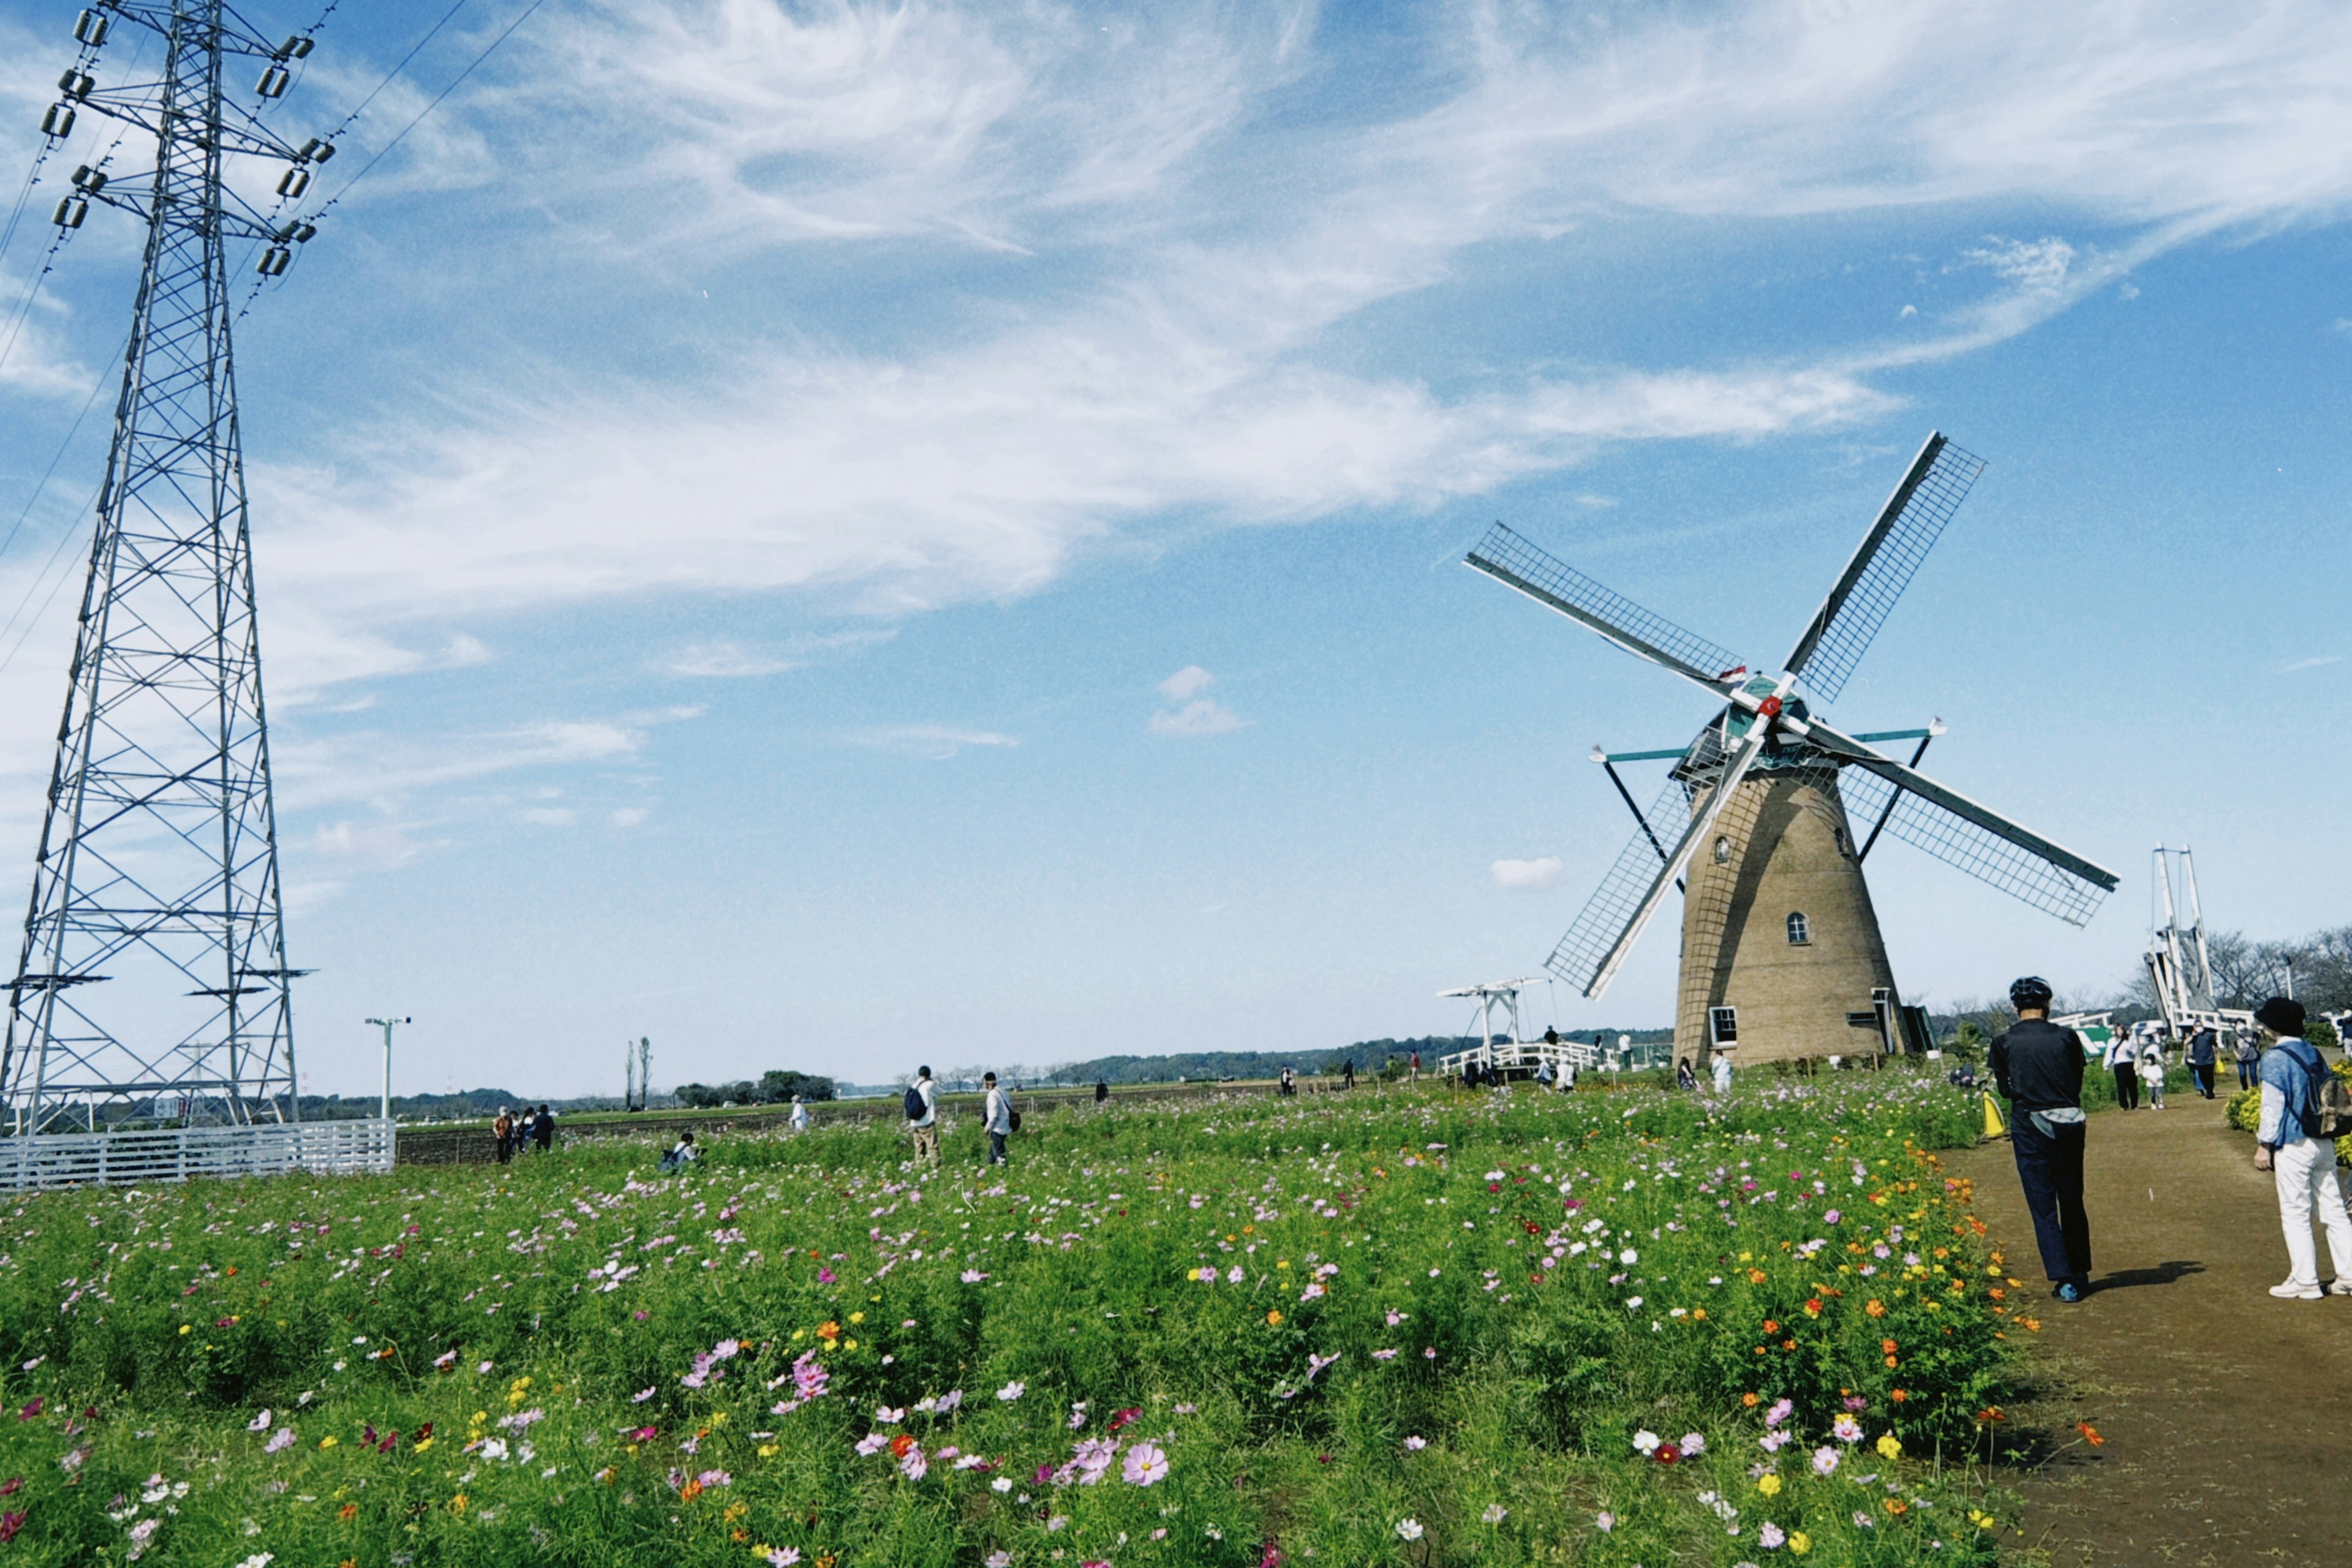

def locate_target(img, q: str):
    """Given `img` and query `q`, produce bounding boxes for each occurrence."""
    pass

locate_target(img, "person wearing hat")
[1989,976,2093,1303]
[2250,997,2352,1300]
[982,1072,1011,1166]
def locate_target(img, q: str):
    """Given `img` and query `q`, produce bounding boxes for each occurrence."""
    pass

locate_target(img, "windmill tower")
[1468,434,2119,1069]
[1,2,330,1132]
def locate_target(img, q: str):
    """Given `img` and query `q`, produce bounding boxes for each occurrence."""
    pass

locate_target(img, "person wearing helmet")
[1988,976,2093,1303]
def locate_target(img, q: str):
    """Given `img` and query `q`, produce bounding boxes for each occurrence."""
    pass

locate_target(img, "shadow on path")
[2086,1259,2203,1293]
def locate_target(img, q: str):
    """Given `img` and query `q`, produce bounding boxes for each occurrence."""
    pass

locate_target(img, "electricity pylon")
[2,2,330,1132]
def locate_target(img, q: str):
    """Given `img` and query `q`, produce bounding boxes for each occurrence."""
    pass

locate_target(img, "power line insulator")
[40,104,75,140]
[256,66,291,99]
[257,247,291,277]
[310,140,337,164]
[277,36,315,61]
[276,167,311,198]
[51,197,89,230]
[72,10,108,45]
[290,222,317,243]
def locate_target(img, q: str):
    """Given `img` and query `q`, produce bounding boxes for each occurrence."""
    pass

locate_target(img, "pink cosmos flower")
[263,1428,296,1454]
[1371,1348,1399,1360]
[854,1434,888,1457]
[1833,1416,1864,1444]
[1122,1442,1169,1485]
[1679,1432,1706,1455]
[246,1409,271,1432]
[631,1389,655,1403]
[1760,1522,1787,1548]
[960,1270,987,1283]
[1765,1399,1793,1427]
[1596,1511,1615,1532]
[816,1267,835,1284]
[1812,1446,1840,1475]
[432,1349,458,1370]
[764,1550,801,1566]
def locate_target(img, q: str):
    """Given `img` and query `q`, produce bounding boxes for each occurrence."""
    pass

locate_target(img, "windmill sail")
[1554,730,1770,997]
[1547,777,1688,994]
[1782,434,1985,703]
[1468,524,1740,695]
[1815,723,2116,925]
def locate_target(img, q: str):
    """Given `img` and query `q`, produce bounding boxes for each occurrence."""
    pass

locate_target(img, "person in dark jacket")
[1989,976,2092,1302]
[2185,1027,2218,1099]
[533,1103,556,1152]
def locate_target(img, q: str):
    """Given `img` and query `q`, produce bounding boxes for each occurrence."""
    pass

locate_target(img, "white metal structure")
[0,1118,391,1191]
[1433,978,1603,1077]
[2144,845,2252,1039]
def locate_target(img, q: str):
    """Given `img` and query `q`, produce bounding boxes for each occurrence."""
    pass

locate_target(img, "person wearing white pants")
[2252,997,2352,1300]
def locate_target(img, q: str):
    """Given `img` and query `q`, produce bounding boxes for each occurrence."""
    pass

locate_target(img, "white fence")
[0,1118,394,1190]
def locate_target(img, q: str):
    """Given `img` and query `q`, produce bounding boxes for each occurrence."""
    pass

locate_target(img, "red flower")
[13,1401,37,1422]
[1107,1408,1142,1434]
[0,1479,20,1498]
[1653,1442,1680,1465]
[0,1511,23,1543]
[413,1423,434,1444]
[889,1434,915,1460]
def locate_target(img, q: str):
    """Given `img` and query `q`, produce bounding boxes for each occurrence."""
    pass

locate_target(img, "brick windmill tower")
[1467,434,2118,1071]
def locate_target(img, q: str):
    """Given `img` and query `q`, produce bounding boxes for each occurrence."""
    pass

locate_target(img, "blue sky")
[0,1,2346,1098]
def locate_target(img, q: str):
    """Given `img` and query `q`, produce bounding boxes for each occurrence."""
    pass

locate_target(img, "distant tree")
[755,1070,835,1103]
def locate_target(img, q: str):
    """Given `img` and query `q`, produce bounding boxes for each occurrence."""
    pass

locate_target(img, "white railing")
[1438,1039,1603,1077]
[0,1118,393,1190]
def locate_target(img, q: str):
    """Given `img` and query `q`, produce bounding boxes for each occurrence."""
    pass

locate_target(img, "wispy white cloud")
[2279,654,2342,673]
[848,725,1017,760]
[1490,856,1564,891]
[1149,666,1245,737]
[666,641,799,678]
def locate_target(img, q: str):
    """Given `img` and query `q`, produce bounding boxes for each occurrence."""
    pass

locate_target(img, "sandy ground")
[1948,1091,2352,1566]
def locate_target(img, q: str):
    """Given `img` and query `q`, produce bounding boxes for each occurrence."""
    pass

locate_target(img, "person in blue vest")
[1989,976,2092,1303]
[2251,997,2352,1300]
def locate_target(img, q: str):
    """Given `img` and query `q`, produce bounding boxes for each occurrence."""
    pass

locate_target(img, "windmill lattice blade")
[1468,524,1740,694]
[1545,778,1689,995]
[1782,434,1985,703]
[1834,759,2114,926]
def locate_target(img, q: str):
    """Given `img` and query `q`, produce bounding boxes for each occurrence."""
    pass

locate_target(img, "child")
[2139,1044,2166,1110]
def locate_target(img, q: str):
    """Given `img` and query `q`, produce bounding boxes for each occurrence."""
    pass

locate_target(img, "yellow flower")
[712,1412,727,1427]
[757,1444,779,1458]
[1875,1433,1903,1460]
[843,1338,858,1351]
[1969,1509,1996,1529]
[412,1437,434,1453]
[319,1435,339,1449]
[1265,1310,1283,1326]
[179,1324,192,1335]
[449,1493,468,1514]
[848,1311,865,1324]
[1788,1531,1811,1555]
[1757,1474,1782,1497]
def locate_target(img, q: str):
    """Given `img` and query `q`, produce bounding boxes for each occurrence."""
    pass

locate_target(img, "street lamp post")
[365,1017,411,1122]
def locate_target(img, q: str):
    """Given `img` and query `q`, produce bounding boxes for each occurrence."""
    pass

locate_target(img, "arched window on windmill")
[1786,911,1810,946]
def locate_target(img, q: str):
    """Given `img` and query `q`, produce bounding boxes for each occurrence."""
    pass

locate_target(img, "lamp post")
[365,1017,410,1122]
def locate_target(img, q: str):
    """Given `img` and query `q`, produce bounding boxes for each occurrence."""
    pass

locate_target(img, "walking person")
[533,1102,556,1152]
[1990,976,2094,1303]
[982,1071,1011,1166]
[1093,1078,1109,1109]
[2105,1030,2140,1110]
[2234,1030,2261,1091]
[2252,997,2352,1299]
[492,1106,514,1164]
[514,1104,537,1155]
[2138,1046,2166,1110]
[789,1093,809,1134]
[1408,1049,1420,1085]
[1341,1058,1354,1090]
[2186,1026,2218,1100]
[905,1066,940,1169]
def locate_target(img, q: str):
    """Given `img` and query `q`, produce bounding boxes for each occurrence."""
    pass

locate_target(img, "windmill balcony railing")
[0,1117,393,1190]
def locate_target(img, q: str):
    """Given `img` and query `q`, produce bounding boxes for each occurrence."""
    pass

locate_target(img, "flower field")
[0,1069,2027,1566]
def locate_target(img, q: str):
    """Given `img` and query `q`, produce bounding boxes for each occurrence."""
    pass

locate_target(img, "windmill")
[1467,434,2119,1069]
[2144,846,2250,1039]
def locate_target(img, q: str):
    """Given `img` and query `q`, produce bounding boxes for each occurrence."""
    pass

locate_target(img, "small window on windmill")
[1832,824,1847,852]
[1786,911,1810,946]
[1712,835,1731,864]
[1709,1006,1737,1044]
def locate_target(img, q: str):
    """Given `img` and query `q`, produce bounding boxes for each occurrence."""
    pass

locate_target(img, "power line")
[318,0,549,214]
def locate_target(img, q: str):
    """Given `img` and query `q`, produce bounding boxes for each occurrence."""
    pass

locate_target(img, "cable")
[322,0,472,144]
[0,333,119,568]
[317,0,548,214]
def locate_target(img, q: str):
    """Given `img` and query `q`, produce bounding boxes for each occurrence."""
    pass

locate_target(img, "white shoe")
[2328,1280,2352,1297]
[2271,1281,2324,1300]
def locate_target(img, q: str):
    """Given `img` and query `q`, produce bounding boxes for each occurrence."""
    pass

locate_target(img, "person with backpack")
[1989,976,2094,1303]
[2252,997,2352,1300]
[2185,1026,2218,1099]
[658,1129,698,1172]
[982,1072,1011,1166]
[905,1067,939,1169]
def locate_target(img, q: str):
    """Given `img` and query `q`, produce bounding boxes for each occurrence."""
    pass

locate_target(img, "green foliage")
[675,1071,837,1108]
[2309,1018,2341,1054]
[0,1070,2016,1566]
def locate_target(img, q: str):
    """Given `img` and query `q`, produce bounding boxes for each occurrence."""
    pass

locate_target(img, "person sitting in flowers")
[658,1130,699,1173]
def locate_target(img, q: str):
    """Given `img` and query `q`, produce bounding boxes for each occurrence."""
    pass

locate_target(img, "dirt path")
[1948,1092,2352,1566]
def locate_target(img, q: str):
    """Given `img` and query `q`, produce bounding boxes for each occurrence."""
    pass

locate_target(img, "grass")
[0,1067,2028,1565]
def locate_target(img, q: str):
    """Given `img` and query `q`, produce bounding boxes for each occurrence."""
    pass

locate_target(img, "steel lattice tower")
[3,1,328,1132]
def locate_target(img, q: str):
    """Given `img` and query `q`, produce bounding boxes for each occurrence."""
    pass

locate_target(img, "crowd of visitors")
[491,1102,557,1164]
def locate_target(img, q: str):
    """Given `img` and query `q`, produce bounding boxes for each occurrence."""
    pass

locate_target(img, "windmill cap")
[2008,976,2053,1007]
[2256,997,2306,1035]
